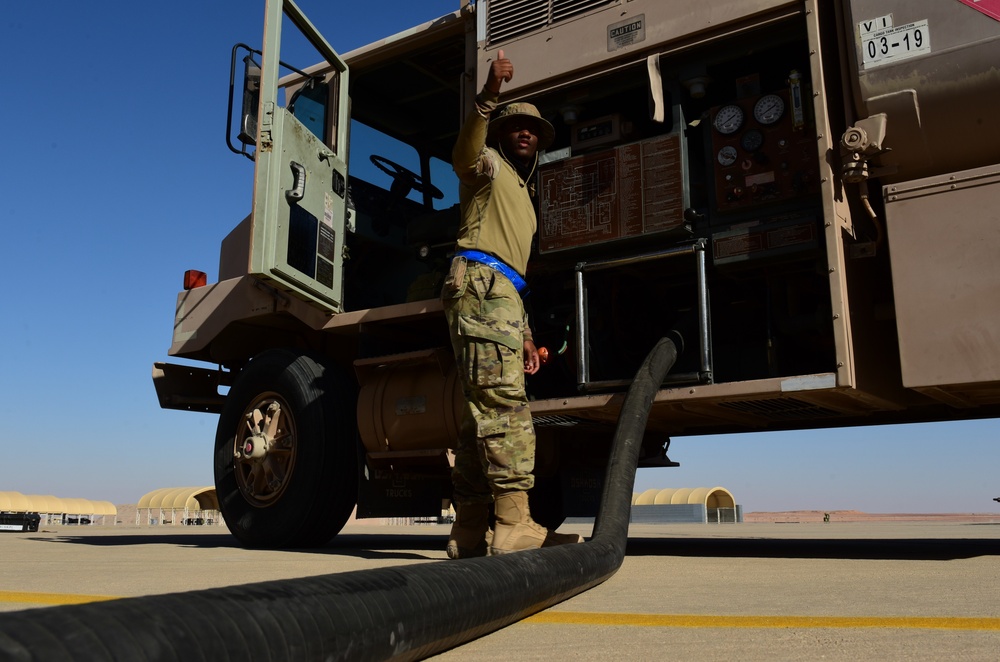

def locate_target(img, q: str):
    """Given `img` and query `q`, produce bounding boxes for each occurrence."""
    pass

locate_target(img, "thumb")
[498,49,505,61]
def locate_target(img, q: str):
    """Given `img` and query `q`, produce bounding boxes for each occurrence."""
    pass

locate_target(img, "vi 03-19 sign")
[859,15,931,68]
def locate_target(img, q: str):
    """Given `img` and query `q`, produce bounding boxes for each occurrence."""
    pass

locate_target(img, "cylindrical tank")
[356,350,464,454]
[844,1,1000,183]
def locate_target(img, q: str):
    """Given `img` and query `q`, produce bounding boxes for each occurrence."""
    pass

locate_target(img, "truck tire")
[214,348,358,548]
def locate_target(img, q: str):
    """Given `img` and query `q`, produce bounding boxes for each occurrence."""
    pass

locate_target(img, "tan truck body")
[153,0,1000,546]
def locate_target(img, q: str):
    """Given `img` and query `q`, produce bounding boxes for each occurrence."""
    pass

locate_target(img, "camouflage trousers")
[442,259,535,504]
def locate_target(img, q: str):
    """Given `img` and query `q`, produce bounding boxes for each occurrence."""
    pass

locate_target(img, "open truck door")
[240,0,350,313]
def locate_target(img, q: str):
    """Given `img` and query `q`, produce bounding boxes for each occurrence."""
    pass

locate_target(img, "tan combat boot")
[490,490,583,555]
[446,502,492,559]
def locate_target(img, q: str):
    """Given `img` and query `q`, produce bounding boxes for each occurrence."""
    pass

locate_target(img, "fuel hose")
[0,337,677,661]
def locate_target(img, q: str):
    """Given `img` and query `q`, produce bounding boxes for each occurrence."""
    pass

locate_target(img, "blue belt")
[455,249,529,295]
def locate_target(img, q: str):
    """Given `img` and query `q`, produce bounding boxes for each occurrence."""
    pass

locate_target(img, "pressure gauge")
[741,129,764,152]
[717,145,738,166]
[712,104,744,135]
[753,94,785,125]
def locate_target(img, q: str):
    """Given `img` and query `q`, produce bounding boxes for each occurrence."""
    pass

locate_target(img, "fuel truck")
[152,0,1000,547]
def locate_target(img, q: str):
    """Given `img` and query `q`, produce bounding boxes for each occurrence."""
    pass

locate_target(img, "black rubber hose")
[0,338,677,662]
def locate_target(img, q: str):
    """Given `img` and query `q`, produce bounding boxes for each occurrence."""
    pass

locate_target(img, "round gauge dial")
[717,145,738,166]
[741,129,764,152]
[712,104,744,135]
[753,93,785,125]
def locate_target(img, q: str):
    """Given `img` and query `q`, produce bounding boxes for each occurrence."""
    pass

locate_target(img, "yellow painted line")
[526,611,1000,631]
[2,591,996,634]
[0,591,120,607]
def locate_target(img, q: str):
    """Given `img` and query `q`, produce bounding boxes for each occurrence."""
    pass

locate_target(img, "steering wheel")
[369,154,444,200]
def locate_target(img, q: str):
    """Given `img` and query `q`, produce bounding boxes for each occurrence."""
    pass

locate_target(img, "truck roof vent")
[552,0,612,21]
[487,0,613,46]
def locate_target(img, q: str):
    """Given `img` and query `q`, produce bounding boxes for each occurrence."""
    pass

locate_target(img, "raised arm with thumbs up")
[486,49,514,94]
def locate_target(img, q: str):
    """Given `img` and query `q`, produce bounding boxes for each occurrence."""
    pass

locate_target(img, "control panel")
[708,72,819,215]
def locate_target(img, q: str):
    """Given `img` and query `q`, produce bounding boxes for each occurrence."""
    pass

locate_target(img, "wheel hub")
[233,396,296,506]
[239,433,268,459]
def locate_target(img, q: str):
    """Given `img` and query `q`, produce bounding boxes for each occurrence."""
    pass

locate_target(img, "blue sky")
[2,1,997,514]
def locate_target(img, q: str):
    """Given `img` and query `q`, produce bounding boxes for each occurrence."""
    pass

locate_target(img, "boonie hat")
[487,102,555,150]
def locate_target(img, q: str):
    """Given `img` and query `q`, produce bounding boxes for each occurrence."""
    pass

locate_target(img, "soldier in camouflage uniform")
[442,50,582,557]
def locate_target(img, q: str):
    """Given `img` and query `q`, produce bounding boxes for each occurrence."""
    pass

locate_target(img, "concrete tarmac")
[2,520,999,660]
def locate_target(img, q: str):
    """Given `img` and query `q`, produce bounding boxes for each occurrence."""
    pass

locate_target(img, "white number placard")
[861,20,931,68]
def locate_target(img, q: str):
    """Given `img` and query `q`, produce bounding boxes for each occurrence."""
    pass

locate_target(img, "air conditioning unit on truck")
[152,0,1000,548]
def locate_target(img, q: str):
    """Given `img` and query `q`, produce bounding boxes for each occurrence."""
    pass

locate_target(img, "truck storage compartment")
[884,164,1000,406]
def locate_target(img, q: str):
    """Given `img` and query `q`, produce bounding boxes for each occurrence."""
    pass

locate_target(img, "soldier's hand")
[523,339,540,375]
[486,49,513,95]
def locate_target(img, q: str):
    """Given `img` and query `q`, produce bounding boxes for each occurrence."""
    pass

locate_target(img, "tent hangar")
[136,487,221,526]
[631,487,742,523]
[0,491,117,525]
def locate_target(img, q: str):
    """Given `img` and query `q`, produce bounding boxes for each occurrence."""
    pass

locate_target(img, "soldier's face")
[501,121,539,163]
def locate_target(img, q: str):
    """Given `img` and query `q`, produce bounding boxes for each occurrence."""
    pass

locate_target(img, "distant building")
[0,491,117,525]
[136,487,223,526]
[631,487,742,523]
